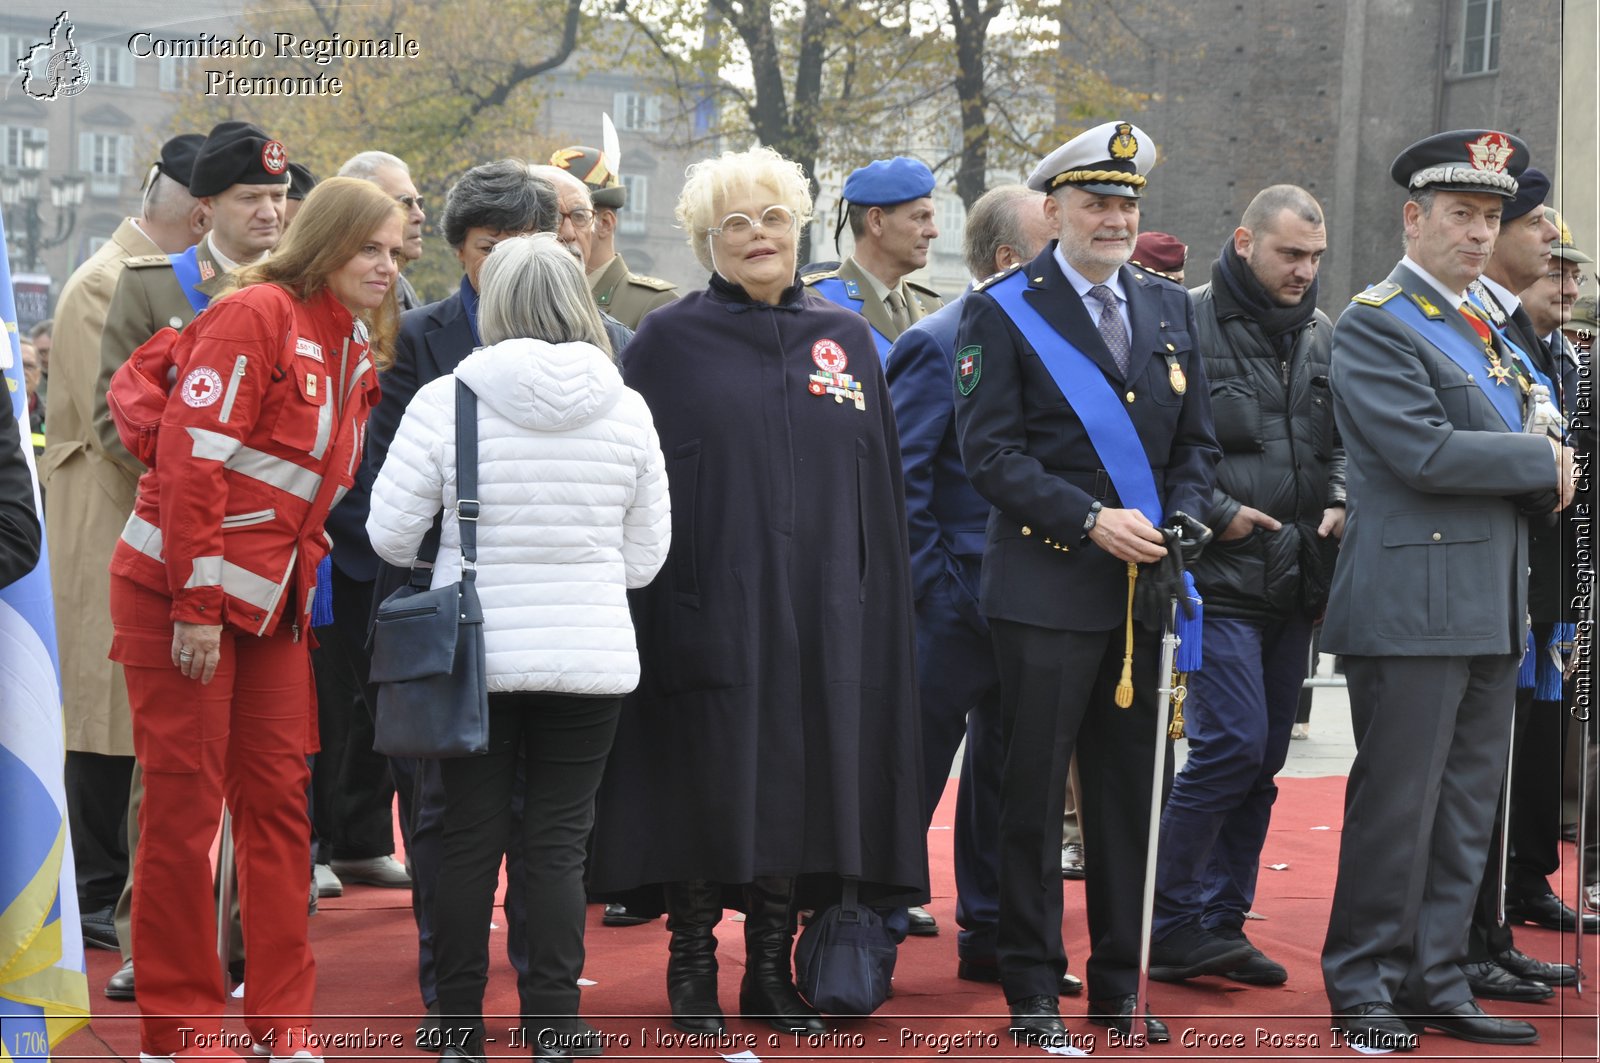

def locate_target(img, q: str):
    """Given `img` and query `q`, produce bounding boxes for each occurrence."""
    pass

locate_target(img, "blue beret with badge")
[1028,120,1156,198]
[1388,129,1527,199]
[841,157,936,207]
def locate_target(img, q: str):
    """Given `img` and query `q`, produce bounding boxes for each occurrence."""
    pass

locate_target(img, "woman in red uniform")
[109,176,404,1061]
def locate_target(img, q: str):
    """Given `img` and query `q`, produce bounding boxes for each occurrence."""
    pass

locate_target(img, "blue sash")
[1465,291,1554,392]
[810,277,893,363]
[987,271,1162,523]
[1379,294,1521,432]
[167,246,210,315]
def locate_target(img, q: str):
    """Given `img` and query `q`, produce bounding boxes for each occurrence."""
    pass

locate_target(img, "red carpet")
[62,776,1599,1060]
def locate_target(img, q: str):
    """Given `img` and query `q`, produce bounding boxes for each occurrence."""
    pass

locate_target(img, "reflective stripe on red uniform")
[110,283,379,640]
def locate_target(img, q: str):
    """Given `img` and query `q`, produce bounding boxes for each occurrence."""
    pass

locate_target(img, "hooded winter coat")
[366,337,670,695]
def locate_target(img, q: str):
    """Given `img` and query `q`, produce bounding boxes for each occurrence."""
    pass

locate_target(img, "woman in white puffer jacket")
[366,233,669,1063]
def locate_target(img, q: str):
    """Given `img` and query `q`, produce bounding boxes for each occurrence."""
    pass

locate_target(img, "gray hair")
[527,164,593,208]
[143,172,198,224]
[477,234,612,355]
[1240,184,1323,235]
[441,160,560,249]
[338,151,410,181]
[964,184,1041,280]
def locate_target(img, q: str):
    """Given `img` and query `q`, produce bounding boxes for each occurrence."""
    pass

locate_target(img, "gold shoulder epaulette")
[974,264,1022,292]
[628,273,677,292]
[125,254,172,269]
[800,270,838,285]
[1351,280,1402,307]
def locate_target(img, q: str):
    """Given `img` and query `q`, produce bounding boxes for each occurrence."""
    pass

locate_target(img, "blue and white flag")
[0,207,89,1058]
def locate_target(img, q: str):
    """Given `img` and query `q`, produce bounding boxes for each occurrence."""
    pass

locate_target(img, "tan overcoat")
[39,219,158,755]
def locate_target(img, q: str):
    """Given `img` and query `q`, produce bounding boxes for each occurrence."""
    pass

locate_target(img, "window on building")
[159,55,194,91]
[619,174,649,235]
[1,126,50,169]
[936,195,966,255]
[1460,0,1500,75]
[79,132,131,195]
[4,34,47,82]
[92,43,133,86]
[614,92,662,133]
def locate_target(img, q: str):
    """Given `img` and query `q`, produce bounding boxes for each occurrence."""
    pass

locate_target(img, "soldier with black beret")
[284,162,317,228]
[551,138,679,329]
[1320,130,1574,1050]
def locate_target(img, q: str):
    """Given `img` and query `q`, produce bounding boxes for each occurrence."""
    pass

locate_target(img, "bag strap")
[405,376,481,585]
[841,879,860,909]
[454,377,480,574]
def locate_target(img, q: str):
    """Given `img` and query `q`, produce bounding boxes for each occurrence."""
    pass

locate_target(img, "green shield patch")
[956,345,982,395]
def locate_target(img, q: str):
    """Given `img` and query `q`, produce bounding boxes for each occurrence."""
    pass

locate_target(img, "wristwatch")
[1082,500,1103,539]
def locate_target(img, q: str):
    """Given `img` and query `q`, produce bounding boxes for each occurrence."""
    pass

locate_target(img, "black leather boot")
[664,880,725,1033]
[738,877,826,1035]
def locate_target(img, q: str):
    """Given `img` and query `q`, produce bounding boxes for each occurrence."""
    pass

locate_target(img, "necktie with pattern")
[1089,284,1130,377]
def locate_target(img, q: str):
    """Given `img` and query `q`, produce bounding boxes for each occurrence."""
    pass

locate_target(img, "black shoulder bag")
[370,379,490,758]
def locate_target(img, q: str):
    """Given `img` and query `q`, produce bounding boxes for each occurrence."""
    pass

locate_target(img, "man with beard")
[1148,185,1344,988]
[1320,130,1574,1050]
[953,120,1220,1047]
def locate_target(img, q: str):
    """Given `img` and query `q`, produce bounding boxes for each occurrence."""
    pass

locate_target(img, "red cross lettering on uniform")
[190,377,214,401]
[181,366,225,408]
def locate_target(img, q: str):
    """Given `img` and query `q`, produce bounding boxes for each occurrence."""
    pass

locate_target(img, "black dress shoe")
[1148,923,1255,981]
[1494,947,1579,986]
[602,903,651,927]
[1505,891,1600,933]
[905,905,938,936]
[1403,1000,1538,1044]
[1333,1002,1416,1052]
[1086,995,1169,1043]
[1462,960,1553,1002]
[956,958,1083,996]
[1007,994,1067,1045]
[104,958,134,1001]
[80,906,118,952]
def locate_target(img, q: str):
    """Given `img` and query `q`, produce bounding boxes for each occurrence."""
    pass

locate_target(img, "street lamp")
[0,136,85,274]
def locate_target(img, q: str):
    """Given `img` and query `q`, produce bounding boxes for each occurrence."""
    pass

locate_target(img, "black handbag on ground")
[793,880,897,1015]
[370,379,490,758]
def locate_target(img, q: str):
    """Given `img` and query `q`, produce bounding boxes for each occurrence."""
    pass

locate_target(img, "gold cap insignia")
[1109,122,1139,161]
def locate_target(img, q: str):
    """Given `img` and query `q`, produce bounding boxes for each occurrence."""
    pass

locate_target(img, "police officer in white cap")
[952,120,1220,1047]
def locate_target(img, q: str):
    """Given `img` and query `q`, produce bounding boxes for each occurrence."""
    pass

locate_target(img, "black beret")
[287,162,318,201]
[155,134,206,188]
[1389,129,1528,198]
[189,121,291,198]
[1501,167,1549,222]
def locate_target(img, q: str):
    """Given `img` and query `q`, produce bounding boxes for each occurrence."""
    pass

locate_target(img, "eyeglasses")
[708,206,797,244]
[396,194,424,212]
[561,207,595,229]
[1545,269,1588,288]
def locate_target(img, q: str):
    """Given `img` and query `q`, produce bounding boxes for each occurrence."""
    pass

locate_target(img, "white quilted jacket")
[367,337,670,695]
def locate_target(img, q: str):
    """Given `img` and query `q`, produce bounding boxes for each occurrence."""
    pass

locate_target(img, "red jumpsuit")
[109,283,378,1057]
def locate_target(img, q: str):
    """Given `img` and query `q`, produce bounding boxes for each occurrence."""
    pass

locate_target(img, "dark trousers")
[309,566,402,861]
[66,750,134,911]
[1153,613,1313,938]
[1322,653,1517,1012]
[1467,625,1570,959]
[434,692,620,1039]
[992,619,1166,1002]
[912,567,1004,959]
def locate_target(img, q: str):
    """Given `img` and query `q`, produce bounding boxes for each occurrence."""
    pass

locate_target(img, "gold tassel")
[1115,562,1137,708]
[1168,671,1188,740]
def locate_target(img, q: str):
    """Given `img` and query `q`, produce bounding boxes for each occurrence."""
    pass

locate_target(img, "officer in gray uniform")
[1320,129,1575,1051]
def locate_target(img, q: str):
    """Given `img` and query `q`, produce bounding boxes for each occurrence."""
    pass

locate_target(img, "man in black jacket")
[1149,185,1345,986]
